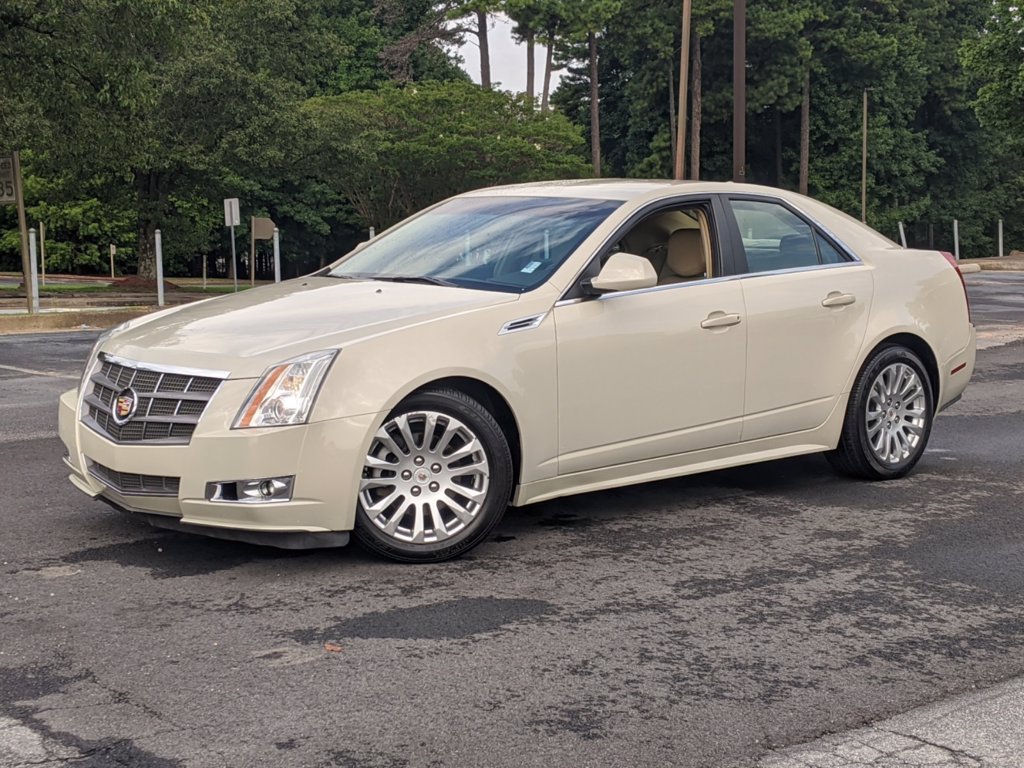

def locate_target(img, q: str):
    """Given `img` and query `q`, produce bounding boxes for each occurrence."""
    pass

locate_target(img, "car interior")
[730,200,850,273]
[612,207,713,285]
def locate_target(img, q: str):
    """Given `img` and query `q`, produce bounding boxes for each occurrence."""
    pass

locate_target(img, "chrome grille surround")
[82,354,226,445]
[88,460,180,497]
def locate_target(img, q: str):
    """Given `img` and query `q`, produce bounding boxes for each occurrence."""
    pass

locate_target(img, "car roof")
[464,178,822,202]
[462,179,899,252]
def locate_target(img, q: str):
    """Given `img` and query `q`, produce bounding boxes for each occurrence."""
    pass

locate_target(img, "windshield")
[327,196,622,293]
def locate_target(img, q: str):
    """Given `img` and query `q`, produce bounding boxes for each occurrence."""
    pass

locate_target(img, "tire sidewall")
[354,389,512,563]
[851,346,934,478]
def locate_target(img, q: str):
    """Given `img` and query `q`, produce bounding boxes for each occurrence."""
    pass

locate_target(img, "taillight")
[940,251,971,323]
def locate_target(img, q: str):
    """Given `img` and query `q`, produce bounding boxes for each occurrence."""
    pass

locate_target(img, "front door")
[553,201,747,475]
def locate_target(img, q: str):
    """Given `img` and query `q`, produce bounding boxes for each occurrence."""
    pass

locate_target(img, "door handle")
[821,292,856,308]
[700,312,742,329]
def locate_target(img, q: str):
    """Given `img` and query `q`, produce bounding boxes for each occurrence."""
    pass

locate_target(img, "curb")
[0,308,154,335]
[959,263,982,273]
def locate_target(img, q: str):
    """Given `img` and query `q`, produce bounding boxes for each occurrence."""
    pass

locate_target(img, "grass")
[188,284,256,294]
[0,283,116,294]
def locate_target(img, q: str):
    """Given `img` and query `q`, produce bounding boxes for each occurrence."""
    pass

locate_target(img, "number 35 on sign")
[0,155,16,205]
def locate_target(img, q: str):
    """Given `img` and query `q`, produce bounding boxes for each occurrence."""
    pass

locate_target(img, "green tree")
[304,82,590,229]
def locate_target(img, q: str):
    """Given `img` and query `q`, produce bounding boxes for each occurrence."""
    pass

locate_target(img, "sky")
[454,14,565,95]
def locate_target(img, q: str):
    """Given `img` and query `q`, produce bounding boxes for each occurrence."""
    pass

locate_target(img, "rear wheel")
[827,345,934,480]
[353,388,512,563]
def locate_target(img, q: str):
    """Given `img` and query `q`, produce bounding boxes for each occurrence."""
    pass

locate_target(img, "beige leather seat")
[659,229,706,284]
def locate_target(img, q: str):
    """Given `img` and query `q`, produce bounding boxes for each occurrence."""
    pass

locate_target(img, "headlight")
[233,350,337,429]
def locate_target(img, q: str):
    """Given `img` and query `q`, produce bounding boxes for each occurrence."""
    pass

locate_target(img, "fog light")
[206,476,294,504]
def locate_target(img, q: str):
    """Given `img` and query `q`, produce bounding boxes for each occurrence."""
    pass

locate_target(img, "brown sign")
[252,216,275,241]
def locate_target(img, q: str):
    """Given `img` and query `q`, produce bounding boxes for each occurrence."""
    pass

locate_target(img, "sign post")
[250,216,256,287]
[224,198,240,292]
[109,244,116,278]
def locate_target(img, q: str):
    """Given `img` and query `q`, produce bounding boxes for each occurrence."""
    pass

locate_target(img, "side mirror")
[584,252,658,295]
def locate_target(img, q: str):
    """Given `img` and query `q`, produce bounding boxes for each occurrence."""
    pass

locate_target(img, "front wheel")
[827,345,934,480]
[353,388,512,563]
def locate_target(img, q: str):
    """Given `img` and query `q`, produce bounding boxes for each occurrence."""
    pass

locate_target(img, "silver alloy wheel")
[865,362,928,465]
[360,410,491,544]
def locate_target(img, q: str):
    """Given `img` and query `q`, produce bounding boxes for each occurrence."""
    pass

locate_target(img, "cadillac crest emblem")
[111,388,138,425]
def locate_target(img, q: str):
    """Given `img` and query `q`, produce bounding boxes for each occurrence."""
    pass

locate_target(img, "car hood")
[103,277,519,378]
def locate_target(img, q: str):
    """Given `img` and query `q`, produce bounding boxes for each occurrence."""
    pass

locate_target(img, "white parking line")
[0,364,77,380]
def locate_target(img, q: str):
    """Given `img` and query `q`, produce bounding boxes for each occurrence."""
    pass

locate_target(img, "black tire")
[353,387,512,563]
[827,344,935,480]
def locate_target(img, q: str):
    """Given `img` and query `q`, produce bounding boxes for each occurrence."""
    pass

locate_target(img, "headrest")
[666,229,705,278]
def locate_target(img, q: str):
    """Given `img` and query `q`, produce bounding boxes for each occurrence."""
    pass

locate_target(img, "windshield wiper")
[369,275,459,288]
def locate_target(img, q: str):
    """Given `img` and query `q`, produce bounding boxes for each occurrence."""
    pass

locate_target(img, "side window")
[728,199,850,274]
[608,206,714,286]
[816,237,847,264]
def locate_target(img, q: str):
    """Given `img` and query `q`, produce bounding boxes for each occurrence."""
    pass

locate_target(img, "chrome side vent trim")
[499,313,548,336]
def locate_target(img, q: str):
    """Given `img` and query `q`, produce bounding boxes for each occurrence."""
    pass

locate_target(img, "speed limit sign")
[0,154,16,204]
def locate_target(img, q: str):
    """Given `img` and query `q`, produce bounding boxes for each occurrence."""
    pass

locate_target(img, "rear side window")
[729,199,849,274]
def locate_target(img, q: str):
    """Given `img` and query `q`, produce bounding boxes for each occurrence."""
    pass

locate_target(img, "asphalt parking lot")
[1,273,1023,768]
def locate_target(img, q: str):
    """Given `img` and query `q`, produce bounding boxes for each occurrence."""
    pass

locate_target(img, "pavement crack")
[877,728,984,766]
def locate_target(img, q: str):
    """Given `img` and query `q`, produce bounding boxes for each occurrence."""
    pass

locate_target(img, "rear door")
[722,196,875,442]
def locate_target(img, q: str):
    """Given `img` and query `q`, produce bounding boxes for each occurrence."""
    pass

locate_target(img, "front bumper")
[59,385,377,545]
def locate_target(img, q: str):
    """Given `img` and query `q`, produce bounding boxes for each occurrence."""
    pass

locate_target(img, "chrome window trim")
[553,260,865,307]
[555,191,862,305]
[99,352,231,381]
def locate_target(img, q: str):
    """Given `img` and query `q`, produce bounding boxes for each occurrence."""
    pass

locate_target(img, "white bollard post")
[155,228,165,307]
[273,227,281,283]
[998,219,1004,258]
[898,221,907,248]
[229,225,238,293]
[369,226,376,239]
[28,227,40,315]
[953,219,960,260]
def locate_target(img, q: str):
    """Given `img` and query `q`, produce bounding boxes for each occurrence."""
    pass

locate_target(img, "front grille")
[88,461,180,497]
[82,356,224,445]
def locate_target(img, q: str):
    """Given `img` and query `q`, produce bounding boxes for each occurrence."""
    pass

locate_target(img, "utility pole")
[673,0,692,181]
[861,88,869,223]
[732,0,746,182]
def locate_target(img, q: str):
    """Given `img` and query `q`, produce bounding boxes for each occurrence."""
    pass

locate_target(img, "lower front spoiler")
[96,495,351,550]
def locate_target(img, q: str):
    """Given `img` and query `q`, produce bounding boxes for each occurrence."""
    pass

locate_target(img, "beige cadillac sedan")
[59,180,976,562]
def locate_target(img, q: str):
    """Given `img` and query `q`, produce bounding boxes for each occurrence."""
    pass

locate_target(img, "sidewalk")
[0,306,152,334]
[959,252,1024,271]
[760,676,1024,767]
